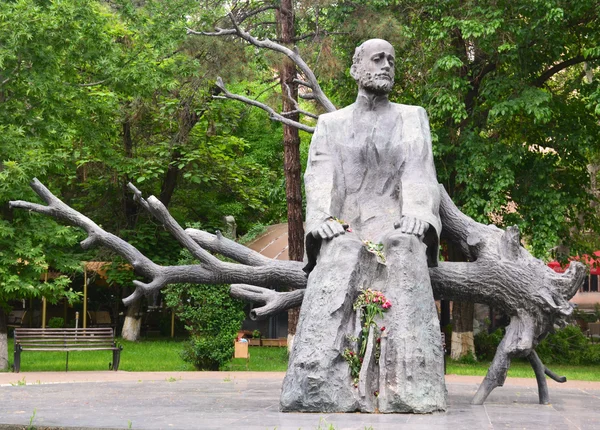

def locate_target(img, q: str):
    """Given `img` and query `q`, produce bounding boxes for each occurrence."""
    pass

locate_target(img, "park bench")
[588,322,600,343]
[13,327,122,373]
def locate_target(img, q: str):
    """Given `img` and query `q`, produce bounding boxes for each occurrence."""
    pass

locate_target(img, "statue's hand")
[394,216,429,237]
[311,218,347,241]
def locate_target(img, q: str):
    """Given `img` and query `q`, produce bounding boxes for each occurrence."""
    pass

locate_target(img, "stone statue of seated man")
[280,39,447,414]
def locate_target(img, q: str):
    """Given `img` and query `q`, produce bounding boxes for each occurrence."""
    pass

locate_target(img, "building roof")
[245,223,290,261]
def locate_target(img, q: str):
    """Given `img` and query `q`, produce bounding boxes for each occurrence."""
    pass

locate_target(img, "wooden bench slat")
[23,347,119,352]
[17,337,113,340]
[14,327,122,373]
[17,327,112,333]
[16,331,114,336]
[20,343,117,348]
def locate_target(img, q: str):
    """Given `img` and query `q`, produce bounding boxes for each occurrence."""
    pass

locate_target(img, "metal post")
[42,272,48,328]
[83,265,88,329]
[171,310,175,338]
[41,297,47,329]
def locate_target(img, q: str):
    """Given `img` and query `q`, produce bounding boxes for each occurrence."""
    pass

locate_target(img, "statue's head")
[350,39,395,95]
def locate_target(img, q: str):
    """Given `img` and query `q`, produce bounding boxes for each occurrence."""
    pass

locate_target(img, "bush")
[536,325,600,365]
[47,317,64,328]
[164,282,245,370]
[474,328,503,361]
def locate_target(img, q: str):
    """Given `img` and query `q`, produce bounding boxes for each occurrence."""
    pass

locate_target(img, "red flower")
[377,337,381,343]
[380,326,386,332]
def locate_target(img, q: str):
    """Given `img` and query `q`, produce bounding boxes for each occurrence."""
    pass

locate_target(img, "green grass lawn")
[7,337,196,372]
[5,338,599,381]
[447,359,600,381]
[226,346,289,371]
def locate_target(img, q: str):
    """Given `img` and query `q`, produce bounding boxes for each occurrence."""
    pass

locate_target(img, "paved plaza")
[0,372,599,429]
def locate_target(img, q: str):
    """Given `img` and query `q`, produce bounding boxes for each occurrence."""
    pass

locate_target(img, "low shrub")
[164,281,245,371]
[47,317,64,328]
[536,325,600,365]
[474,328,503,361]
[474,325,600,365]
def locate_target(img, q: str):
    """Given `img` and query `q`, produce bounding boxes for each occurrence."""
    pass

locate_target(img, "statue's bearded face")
[352,40,395,95]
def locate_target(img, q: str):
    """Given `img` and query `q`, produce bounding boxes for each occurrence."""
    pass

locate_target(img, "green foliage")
[536,325,600,365]
[47,317,65,328]
[573,308,600,323]
[383,0,600,257]
[455,352,478,365]
[163,250,245,371]
[238,222,268,245]
[474,328,504,361]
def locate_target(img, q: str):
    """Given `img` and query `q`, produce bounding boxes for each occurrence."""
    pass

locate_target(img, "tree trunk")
[450,301,475,360]
[446,237,475,360]
[159,149,181,208]
[159,97,200,208]
[0,307,8,371]
[122,120,138,229]
[277,0,303,338]
[121,297,143,341]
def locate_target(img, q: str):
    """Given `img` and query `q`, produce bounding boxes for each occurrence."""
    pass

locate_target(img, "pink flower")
[382,300,392,309]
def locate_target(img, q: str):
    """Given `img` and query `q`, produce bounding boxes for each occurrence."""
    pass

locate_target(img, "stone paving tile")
[1,377,600,429]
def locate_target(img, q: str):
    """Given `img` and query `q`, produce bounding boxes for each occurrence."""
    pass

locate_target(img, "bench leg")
[112,347,122,371]
[14,347,21,373]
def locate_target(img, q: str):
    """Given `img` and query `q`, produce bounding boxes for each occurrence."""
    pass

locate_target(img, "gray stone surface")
[282,38,445,413]
[1,374,599,429]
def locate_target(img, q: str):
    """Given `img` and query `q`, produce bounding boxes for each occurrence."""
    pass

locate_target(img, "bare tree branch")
[9,179,307,306]
[10,179,584,406]
[213,77,315,133]
[235,4,279,25]
[282,83,319,119]
[533,55,600,87]
[187,12,336,113]
[291,30,349,43]
[293,78,311,88]
[186,228,302,271]
[230,284,304,320]
[78,79,110,87]
[299,93,316,100]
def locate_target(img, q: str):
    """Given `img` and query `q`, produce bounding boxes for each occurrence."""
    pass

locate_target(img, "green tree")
[164,282,245,370]
[188,0,600,359]
[0,0,126,370]
[0,0,285,354]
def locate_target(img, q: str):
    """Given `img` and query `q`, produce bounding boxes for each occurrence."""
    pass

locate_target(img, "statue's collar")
[355,93,391,112]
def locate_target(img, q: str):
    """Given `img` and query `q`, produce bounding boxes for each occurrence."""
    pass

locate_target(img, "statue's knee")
[384,232,422,250]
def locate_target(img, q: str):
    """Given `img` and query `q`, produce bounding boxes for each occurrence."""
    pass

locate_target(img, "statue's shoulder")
[390,103,427,117]
[316,104,355,125]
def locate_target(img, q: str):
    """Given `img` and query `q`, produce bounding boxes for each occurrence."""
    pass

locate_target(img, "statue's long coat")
[281,99,447,413]
[304,99,441,272]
